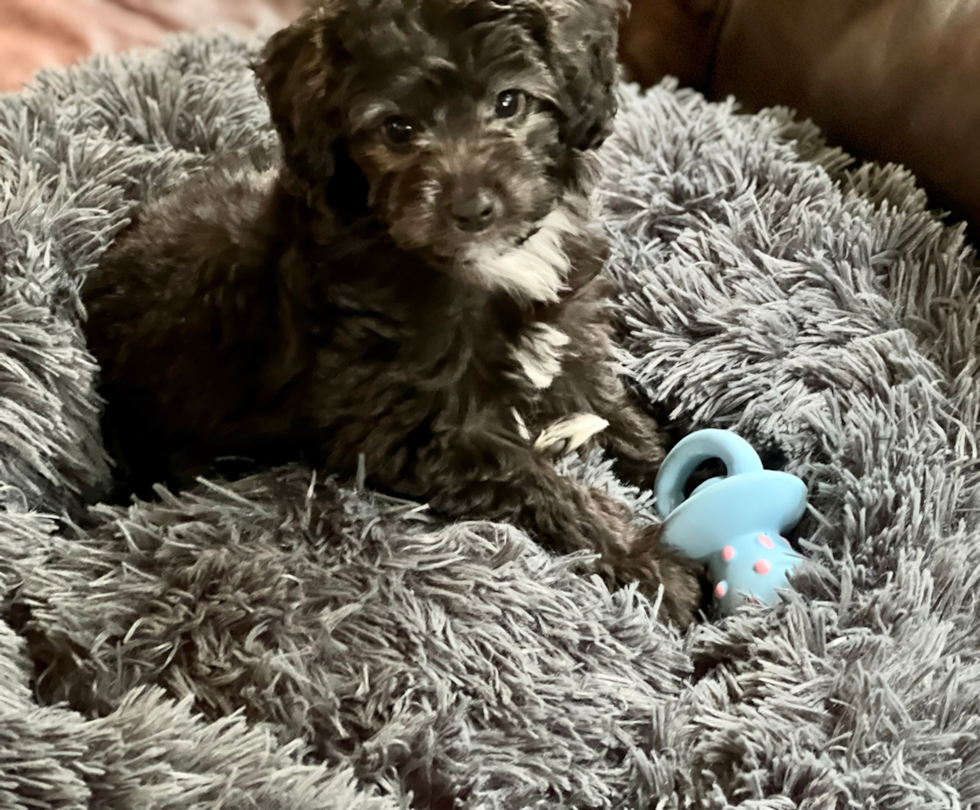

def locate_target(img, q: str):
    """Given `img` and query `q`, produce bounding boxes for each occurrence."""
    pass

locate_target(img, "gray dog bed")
[2,31,979,809]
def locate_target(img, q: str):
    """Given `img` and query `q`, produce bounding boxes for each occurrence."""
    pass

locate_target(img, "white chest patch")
[510,323,570,390]
[466,208,578,303]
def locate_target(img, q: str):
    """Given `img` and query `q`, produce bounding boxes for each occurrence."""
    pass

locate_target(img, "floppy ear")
[254,8,341,195]
[542,0,628,151]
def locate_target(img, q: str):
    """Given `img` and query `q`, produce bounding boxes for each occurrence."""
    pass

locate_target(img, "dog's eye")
[494,89,525,119]
[383,117,414,145]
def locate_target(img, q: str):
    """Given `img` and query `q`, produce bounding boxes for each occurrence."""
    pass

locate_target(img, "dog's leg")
[418,436,700,626]
[542,343,671,487]
[596,398,670,490]
[529,400,668,488]
[546,359,670,488]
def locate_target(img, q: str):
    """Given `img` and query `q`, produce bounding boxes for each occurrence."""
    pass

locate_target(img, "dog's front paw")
[533,413,609,457]
[619,524,704,628]
[652,545,705,628]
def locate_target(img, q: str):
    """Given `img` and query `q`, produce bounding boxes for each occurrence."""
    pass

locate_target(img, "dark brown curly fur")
[81,0,703,625]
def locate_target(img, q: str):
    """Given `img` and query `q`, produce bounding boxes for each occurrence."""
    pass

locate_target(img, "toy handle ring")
[654,429,764,520]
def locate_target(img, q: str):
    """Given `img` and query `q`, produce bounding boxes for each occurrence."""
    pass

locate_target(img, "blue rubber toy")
[653,429,808,616]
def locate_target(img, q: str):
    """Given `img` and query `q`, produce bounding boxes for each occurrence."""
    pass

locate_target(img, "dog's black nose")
[451,191,497,232]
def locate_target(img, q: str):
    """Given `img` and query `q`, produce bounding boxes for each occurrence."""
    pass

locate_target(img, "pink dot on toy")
[722,545,736,562]
[715,581,728,598]
[758,534,774,549]
[754,559,772,575]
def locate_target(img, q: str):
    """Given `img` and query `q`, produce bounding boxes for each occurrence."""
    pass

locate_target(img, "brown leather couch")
[620,0,980,233]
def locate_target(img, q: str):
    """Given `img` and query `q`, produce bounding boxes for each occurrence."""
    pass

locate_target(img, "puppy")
[82,0,703,624]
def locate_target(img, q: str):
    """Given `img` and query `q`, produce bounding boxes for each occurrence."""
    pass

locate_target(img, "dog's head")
[256,0,623,285]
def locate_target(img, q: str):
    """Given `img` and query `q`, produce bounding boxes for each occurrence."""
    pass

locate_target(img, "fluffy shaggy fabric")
[1,31,979,809]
